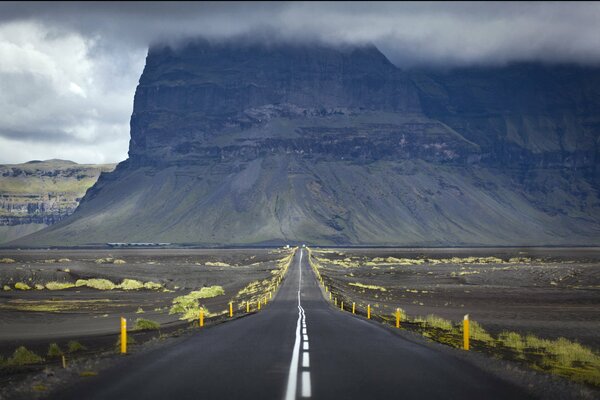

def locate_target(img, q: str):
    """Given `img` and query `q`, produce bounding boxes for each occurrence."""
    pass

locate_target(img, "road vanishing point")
[55,249,530,400]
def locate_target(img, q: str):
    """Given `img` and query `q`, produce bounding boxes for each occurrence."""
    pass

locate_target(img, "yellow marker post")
[340,301,344,311]
[62,355,66,369]
[229,302,233,318]
[120,317,127,354]
[395,308,401,328]
[367,304,371,319]
[329,292,332,300]
[199,308,204,327]
[269,291,272,300]
[325,286,329,293]
[258,300,261,311]
[246,301,250,313]
[352,302,355,314]
[463,314,470,350]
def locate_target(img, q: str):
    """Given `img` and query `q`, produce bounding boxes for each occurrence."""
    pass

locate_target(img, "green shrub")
[136,307,145,314]
[95,258,113,264]
[45,281,75,290]
[84,279,116,290]
[14,282,31,290]
[7,346,43,366]
[67,341,86,353]
[143,281,163,290]
[133,318,160,331]
[169,286,224,320]
[47,343,62,357]
[75,279,88,287]
[115,334,136,348]
[0,258,15,263]
[468,321,494,344]
[119,279,144,290]
[34,284,44,290]
[416,315,454,331]
[3,285,11,291]
[57,258,71,263]
[113,259,126,265]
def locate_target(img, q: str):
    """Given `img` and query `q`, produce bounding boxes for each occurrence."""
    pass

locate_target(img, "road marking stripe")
[302,352,310,367]
[302,328,307,334]
[303,342,309,350]
[303,334,309,341]
[284,250,303,400]
[301,371,311,397]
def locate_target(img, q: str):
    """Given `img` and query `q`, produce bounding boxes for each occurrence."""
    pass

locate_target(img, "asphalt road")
[54,249,531,400]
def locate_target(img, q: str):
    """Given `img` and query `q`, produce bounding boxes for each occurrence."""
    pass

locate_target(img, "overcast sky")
[1,1,599,164]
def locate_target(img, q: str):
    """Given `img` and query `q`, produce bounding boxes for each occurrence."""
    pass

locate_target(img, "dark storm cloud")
[0,2,599,163]
[3,2,600,66]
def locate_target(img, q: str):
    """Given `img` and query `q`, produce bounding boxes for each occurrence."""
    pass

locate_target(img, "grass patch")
[119,279,144,290]
[6,346,43,366]
[133,318,160,331]
[45,281,75,290]
[115,334,136,348]
[113,259,126,264]
[75,279,116,290]
[0,258,15,263]
[169,286,224,320]
[80,371,98,377]
[14,282,31,290]
[3,285,11,291]
[205,261,230,267]
[415,314,454,331]
[349,282,386,291]
[143,281,163,290]
[68,341,86,353]
[47,343,62,357]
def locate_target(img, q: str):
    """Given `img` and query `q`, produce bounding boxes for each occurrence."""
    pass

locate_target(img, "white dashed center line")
[284,249,312,399]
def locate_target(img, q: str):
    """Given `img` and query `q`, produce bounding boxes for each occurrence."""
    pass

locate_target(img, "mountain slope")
[12,41,600,246]
[0,160,115,243]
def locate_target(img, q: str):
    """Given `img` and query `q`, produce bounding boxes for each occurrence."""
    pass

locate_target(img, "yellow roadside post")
[120,317,127,354]
[329,292,332,300]
[229,302,233,318]
[269,291,272,300]
[352,302,355,314]
[463,314,470,350]
[334,298,337,306]
[258,300,261,310]
[62,355,67,369]
[340,301,344,311]
[246,301,250,313]
[367,304,371,319]
[199,308,204,327]
[395,308,401,328]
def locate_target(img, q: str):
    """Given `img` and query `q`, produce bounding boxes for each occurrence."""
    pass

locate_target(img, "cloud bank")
[1,2,599,164]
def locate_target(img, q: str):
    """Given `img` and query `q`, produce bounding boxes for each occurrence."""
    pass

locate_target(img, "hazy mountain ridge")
[12,41,600,246]
[0,160,115,243]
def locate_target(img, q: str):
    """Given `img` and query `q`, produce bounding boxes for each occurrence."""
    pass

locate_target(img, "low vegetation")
[349,282,387,291]
[205,261,230,267]
[47,343,62,357]
[0,258,15,263]
[67,340,86,353]
[133,318,161,331]
[5,346,43,366]
[169,286,225,320]
[14,282,31,290]
[45,281,75,290]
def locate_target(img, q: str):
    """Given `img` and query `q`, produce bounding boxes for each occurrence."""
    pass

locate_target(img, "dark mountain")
[13,40,600,246]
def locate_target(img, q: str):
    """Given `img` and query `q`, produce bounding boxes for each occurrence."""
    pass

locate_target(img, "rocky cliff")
[0,160,115,243]
[12,41,600,246]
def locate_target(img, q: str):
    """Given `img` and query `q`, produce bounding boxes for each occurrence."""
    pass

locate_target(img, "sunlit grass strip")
[348,282,387,291]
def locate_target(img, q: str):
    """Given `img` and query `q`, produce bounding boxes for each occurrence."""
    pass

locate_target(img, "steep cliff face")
[0,160,115,243]
[412,64,600,173]
[13,41,600,246]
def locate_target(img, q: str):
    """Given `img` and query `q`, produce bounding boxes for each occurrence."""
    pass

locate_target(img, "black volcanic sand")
[0,248,289,359]
[312,247,600,350]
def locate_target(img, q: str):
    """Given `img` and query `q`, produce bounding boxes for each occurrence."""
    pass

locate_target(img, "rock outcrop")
[0,160,115,243]
[12,41,600,246]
